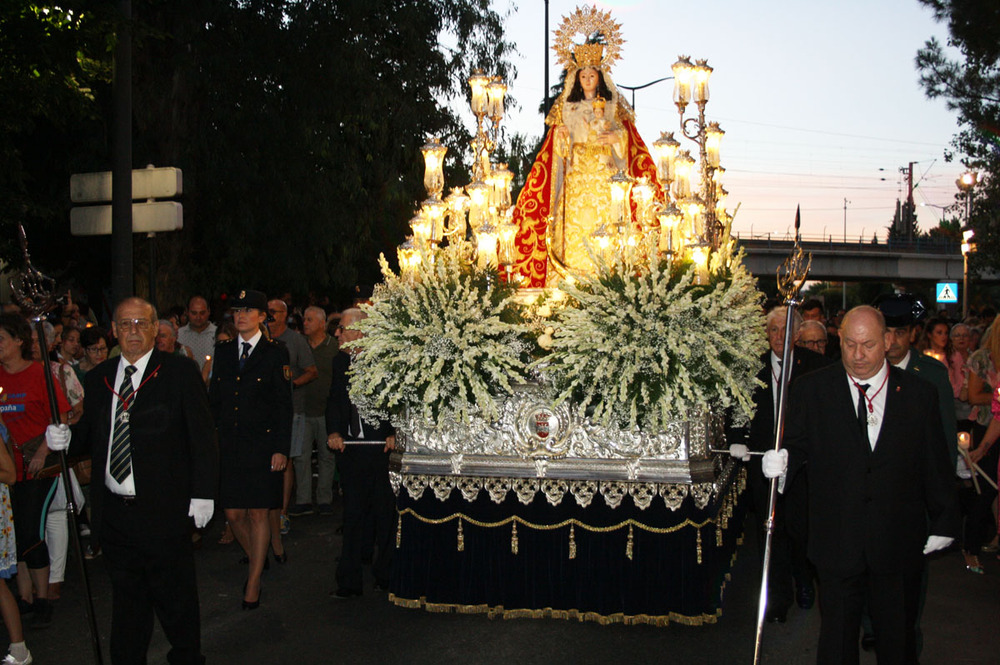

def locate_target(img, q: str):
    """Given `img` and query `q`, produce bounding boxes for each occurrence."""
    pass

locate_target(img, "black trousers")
[101,493,204,665]
[817,566,922,665]
[749,462,813,613]
[335,448,395,591]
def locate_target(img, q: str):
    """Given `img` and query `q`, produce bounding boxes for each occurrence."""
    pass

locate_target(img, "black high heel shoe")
[273,551,288,564]
[242,580,261,610]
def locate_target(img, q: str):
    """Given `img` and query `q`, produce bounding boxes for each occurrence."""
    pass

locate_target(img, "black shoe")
[31,598,52,628]
[16,598,34,617]
[374,580,390,592]
[241,580,261,610]
[861,634,876,652]
[796,583,815,609]
[273,551,288,564]
[330,588,362,599]
[765,609,787,624]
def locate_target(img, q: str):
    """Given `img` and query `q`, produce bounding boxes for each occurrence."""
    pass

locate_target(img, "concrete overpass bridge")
[733,234,990,282]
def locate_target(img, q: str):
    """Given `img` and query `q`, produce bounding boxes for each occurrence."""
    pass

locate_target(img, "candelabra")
[399,70,515,280]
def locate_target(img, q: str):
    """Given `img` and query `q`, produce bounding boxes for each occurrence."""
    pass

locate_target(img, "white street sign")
[70,167,183,203]
[70,201,183,236]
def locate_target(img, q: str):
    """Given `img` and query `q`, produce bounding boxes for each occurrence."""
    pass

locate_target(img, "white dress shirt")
[106,348,154,496]
[846,360,889,450]
[237,329,263,361]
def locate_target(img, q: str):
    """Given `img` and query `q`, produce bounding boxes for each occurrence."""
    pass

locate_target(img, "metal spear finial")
[9,223,58,319]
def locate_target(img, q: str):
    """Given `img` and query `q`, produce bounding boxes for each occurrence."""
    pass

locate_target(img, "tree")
[916,0,1000,274]
[0,2,114,280]
[1,1,518,311]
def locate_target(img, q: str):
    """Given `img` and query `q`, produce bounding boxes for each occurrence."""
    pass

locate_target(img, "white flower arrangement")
[538,243,766,431]
[349,244,532,427]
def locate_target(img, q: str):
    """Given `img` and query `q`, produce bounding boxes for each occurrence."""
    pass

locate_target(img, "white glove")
[761,449,788,479]
[729,444,752,462]
[188,499,215,529]
[923,535,954,555]
[45,423,71,451]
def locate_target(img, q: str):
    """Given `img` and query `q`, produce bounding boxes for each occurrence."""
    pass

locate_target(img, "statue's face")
[578,68,599,96]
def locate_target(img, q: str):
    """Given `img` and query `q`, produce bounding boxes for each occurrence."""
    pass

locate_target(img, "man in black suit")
[326,308,396,598]
[764,305,958,664]
[47,297,217,664]
[728,305,829,623]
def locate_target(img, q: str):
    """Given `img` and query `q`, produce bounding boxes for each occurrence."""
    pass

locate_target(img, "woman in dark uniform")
[208,290,292,609]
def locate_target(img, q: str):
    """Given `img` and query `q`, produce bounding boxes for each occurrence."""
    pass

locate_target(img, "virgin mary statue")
[512,7,663,288]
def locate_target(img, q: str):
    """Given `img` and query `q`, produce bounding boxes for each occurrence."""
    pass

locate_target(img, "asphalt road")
[15,503,1000,665]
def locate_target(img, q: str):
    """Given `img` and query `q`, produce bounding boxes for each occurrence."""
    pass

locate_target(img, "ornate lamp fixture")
[657,55,729,255]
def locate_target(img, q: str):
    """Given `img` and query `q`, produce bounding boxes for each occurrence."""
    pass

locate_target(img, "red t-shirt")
[0,362,71,480]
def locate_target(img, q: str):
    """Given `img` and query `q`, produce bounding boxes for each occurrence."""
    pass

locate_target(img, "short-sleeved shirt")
[966,348,997,426]
[0,362,71,480]
[177,322,218,370]
[300,335,337,417]
[275,329,315,414]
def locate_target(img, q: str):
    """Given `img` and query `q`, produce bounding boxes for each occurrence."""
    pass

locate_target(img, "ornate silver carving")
[659,484,689,511]
[485,477,512,504]
[403,474,429,501]
[600,481,628,509]
[512,478,540,505]
[541,479,569,507]
[396,383,722,465]
[450,454,464,475]
[569,480,598,508]
[430,476,455,501]
[389,471,402,496]
[533,458,549,478]
[690,483,714,510]
[457,477,482,502]
[629,483,658,511]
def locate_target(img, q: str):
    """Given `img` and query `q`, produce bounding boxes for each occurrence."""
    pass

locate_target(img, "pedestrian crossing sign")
[936,282,958,303]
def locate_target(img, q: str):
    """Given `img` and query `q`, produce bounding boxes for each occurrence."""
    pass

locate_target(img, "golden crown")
[573,43,604,69]
[592,96,606,109]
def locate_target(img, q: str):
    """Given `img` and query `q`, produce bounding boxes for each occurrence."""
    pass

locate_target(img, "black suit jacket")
[729,347,830,452]
[784,363,958,576]
[326,351,394,442]
[73,350,218,545]
[209,336,293,465]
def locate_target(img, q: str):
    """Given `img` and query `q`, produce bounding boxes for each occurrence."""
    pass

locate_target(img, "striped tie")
[109,365,137,483]
[239,342,251,370]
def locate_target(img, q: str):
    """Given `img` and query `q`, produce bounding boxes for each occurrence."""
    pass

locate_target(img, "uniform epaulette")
[216,338,237,347]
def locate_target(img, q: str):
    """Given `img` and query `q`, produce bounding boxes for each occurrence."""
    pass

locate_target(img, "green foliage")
[916,0,1000,274]
[2,0,519,309]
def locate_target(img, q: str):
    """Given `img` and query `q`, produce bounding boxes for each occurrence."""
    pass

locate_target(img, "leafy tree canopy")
[916,0,1000,274]
[1,0,518,311]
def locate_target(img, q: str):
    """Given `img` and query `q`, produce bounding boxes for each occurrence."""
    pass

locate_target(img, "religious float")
[350,6,766,626]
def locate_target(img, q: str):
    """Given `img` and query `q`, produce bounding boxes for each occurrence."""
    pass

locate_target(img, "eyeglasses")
[335,325,345,333]
[267,309,285,316]
[86,345,108,354]
[800,339,827,350]
[117,319,153,332]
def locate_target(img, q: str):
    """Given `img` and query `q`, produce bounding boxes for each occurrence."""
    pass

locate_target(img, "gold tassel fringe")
[568,524,576,559]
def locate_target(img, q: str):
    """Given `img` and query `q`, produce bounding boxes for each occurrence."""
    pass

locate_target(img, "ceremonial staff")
[753,207,811,665]
[10,225,104,665]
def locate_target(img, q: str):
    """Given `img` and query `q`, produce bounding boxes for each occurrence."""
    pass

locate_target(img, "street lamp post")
[957,170,978,319]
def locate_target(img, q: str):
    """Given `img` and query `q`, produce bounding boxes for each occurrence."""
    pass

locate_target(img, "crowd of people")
[731,295,999,664]
[0,290,392,664]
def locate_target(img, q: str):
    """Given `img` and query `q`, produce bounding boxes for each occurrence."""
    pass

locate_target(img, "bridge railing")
[733,232,960,255]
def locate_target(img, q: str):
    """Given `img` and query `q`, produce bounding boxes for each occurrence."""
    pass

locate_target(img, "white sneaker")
[3,650,33,665]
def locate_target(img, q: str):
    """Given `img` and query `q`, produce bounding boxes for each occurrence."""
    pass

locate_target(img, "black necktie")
[109,365,137,484]
[349,403,362,439]
[856,383,870,449]
[239,342,251,370]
